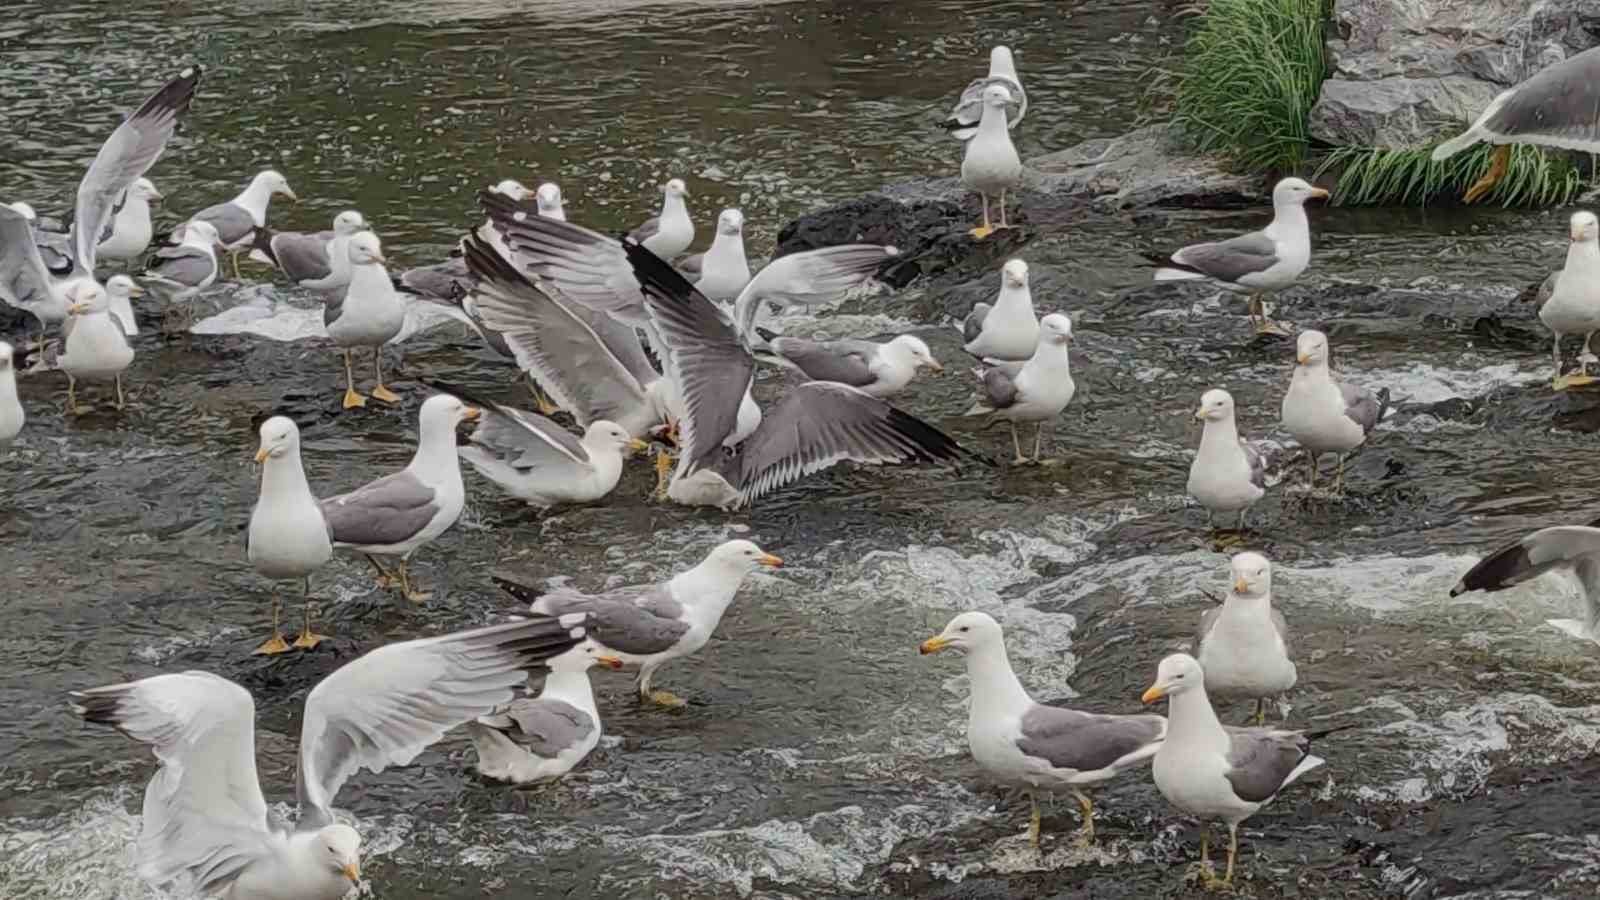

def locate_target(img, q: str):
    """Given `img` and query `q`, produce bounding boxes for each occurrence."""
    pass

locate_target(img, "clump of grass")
[1165,0,1331,173]
[1315,143,1584,207]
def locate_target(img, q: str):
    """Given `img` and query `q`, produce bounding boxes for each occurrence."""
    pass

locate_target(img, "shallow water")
[4,2,1600,899]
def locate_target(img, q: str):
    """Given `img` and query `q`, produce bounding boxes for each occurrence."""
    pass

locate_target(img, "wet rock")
[1309,0,1600,148]
[1026,123,1267,211]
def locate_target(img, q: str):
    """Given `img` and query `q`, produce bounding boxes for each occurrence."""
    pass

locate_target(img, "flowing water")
[3,1,1600,898]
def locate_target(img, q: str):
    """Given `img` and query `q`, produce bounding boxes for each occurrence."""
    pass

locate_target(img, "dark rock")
[1026,123,1267,210]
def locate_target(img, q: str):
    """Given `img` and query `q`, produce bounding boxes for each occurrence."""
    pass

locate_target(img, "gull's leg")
[1253,697,1266,725]
[114,374,126,411]
[1010,422,1026,465]
[1553,333,1571,390]
[66,374,83,416]
[1464,144,1511,204]
[1571,333,1600,387]
[970,194,995,240]
[527,378,559,416]
[640,664,687,707]
[1033,423,1044,461]
[370,348,400,404]
[998,189,1010,230]
[230,249,243,280]
[1071,788,1095,847]
[653,448,675,500]
[396,558,431,603]
[1237,508,1249,532]
[1028,793,1042,848]
[253,592,292,655]
[291,577,329,650]
[1223,823,1239,885]
[342,349,367,409]
[365,554,396,589]
[1335,454,1347,497]
[1194,826,1228,889]
[1254,295,1291,336]
[1306,452,1318,492]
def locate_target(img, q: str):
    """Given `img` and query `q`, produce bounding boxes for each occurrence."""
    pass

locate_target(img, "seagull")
[142,219,223,328]
[325,232,406,409]
[1196,553,1296,724]
[943,45,1026,142]
[1451,519,1600,643]
[9,202,73,277]
[1142,654,1341,889]
[320,393,479,602]
[677,208,750,302]
[496,539,783,708]
[920,612,1166,847]
[1144,177,1329,335]
[961,84,1023,239]
[249,210,368,292]
[629,178,694,260]
[535,182,566,221]
[961,258,1038,360]
[756,330,943,399]
[103,274,145,337]
[965,313,1076,465]
[93,178,163,265]
[1188,388,1267,532]
[248,417,334,655]
[69,613,591,900]
[1280,330,1389,494]
[177,169,297,279]
[1432,46,1600,203]
[0,67,201,350]
[1531,211,1600,390]
[0,342,23,444]
[57,282,135,414]
[453,390,648,510]
[466,640,624,783]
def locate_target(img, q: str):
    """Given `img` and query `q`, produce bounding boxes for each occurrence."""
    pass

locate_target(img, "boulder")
[1026,124,1267,210]
[1309,0,1600,148]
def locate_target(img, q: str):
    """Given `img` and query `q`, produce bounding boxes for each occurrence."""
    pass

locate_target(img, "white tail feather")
[1431,128,1483,161]
[1154,267,1206,282]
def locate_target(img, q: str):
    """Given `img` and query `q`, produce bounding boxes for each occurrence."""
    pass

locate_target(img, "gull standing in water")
[1188,388,1267,532]
[965,313,1075,464]
[248,417,334,655]
[921,612,1166,847]
[1530,211,1600,390]
[1431,46,1600,203]
[1451,518,1600,643]
[142,219,223,328]
[0,342,23,444]
[176,169,298,279]
[629,178,694,260]
[1196,553,1297,724]
[1145,177,1328,335]
[326,232,406,409]
[677,208,751,302]
[943,45,1026,142]
[962,258,1038,360]
[1280,330,1389,494]
[249,210,367,293]
[94,178,163,266]
[960,84,1022,239]
[69,613,591,900]
[58,282,135,414]
[466,640,624,783]
[497,539,783,708]
[321,393,479,602]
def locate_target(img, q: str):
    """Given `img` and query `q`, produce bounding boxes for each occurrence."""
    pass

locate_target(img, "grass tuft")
[1162,0,1330,173]
[1315,143,1584,207]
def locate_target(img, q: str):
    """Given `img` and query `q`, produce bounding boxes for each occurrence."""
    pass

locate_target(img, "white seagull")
[961,258,1039,360]
[943,45,1026,142]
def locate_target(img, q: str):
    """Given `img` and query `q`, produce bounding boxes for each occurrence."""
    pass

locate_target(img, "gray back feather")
[962,302,992,344]
[980,362,1024,409]
[769,337,875,387]
[1014,706,1166,772]
[486,696,595,758]
[189,203,257,245]
[628,215,661,244]
[1485,46,1600,145]
[146,245,216,287]
[1240,438,1267,490]
[320,470,439,548]
[1222,728,1312,802]
[1172,231,1279,283]
[528,585,689,656]
[1338,382,1386,435]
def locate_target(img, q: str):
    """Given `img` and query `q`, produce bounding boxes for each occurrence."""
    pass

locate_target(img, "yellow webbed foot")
[653,450,675,501]
[647,690,689,708]
[292,629,329,650]
[253,634,293,656]
[1464,145,1510,204]
[342,387,368,409]
[969,225,996,240]
[1554,373,1598,391]
[370,385,401,404]
[404,589,432,604]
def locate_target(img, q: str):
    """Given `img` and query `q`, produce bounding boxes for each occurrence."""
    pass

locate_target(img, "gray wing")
[461,237,655,430]
[1520,271,1559,306]
[628,215,661,245]
[1170,231,1279,283]
[677,252,705,279]
[296,614,592,829]
[267,231,332,284]
[962,302,992,344]
[478,697,595,758]
[479,194,650,325]
[768,337,876,386]
[73,67,202,272]
[37,230,74,275]
[732,244,898,338]
[0,206,56,311]
[1014,705,1167,772]
[1240,438,1267,490]
[624,240,754,475]
[144,245,215,287]
[1452,525,1600,626]
[1338,381,1386,435]
[730,381,968,506]
[319,470,439,547]
[1222,727,1314,802]
[466,401,591,471]
[398,257,469,301]
[1478,46,1600,151]
[510,582,690,656]
[190,203,256,245]
[979,362,1025,409]
[944,74,1026,140]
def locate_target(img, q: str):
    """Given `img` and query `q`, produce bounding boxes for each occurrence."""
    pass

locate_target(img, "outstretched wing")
[732,244,898,337]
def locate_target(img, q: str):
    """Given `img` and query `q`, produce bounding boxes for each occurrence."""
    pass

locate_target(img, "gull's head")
[706,538,783,574]
[1295,329,1329,367]
[317,824,362,884]
[66,281,109,316]
[1272,177,1329,207]
[1039,312,1072,346]
[1230,551,1271,598]
[254,415,301,463]
[259,170,297,203]
[989,45,1016,75]
[716,208,744,235]
[106,274,145,300]
[535,182,564,216]
[1001,258,1028,289]
[8,202,36,223]
[492,179,531,201]
[663,178,690,200]
[332,210,367,236]
[346,232,386,266]
[981,83,1014,108]
[1571,211,1599,243]
[585,419,647,455]
[887,334,942,372]
[131,178,163,203]
[920,610,1002,655]
[420,393,481,433]
[549,638,625,674]
[1142,653,1204,704]
[185,219,222,250]
[1194,387,1235,423]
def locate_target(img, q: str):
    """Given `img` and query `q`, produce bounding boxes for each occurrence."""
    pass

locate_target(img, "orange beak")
[1141,685,1166,704]
[596,655,624,670]
[758,554,783,568]
[919,636,952,655]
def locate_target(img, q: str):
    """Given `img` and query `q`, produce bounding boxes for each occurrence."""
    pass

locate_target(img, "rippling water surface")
[4,2,1600,899]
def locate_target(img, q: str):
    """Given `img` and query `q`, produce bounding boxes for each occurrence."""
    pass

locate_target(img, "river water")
[3,1,1599,898]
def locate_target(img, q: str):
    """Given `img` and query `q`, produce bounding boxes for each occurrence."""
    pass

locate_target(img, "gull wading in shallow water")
[960,83,1023,239]
[921,612,1166,847]
[1188,388,1267,533]
[0,342,23,444]
[1195,553,1297,724]
[70,613,591,900]
[961,258,1039,361]
[965,312,1075,465]
[175,169,298,279]
[1280,330,1389,495]
[467,640,624,783]
[247,417,334,655]
[1528,211,1600,390]
[142,218,223,328]
[325,231,406,409]
[249,209,368,294]
[57,282,135,414]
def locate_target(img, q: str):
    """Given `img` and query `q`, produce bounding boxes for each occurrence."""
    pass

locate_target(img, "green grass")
[1163,0,1331,173]
[1315,143,1585,207]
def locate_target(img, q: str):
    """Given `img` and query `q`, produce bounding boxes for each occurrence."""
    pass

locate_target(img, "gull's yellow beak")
[281,187,300,203]
[919,636,952,655]
[127,284,146,297]
[461,406,481,421]
[1309,187,1330,200]
[341,862,360,882]
[1233,578,1249,593]
[596,655,624,670]
[927,360,945,373]
[1193,407,1207,420]
[372,252,388,265]
[254,446,270,464]
[1573,227,1585,242]
[68,303,85,315]
[1141,684,1167,704]
[628,438,649,452]
[1296,352,1310,365]
[758,553,783,568]
[149,188,164,202]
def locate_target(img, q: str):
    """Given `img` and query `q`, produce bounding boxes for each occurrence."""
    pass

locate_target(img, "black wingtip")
[754,326,779,343]
[1304,722,1360,743]
[1452,541,1532,597]
[493,575,540,606]
[1374,386,1393,425]
[621,235,703,304]
[135,65,204,123]
[1140,250,1199,274]
[416,377,511,420]
[70,690,122,726]
[883,404,977,465]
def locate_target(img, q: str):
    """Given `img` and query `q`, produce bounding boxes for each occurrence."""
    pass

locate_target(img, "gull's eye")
[958,626,969,633]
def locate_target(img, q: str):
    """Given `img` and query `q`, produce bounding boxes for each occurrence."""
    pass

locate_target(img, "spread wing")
[479,191,650,326]
[731,244,898,338]
[70,671,273,894]
[0,206,57,312]
[296,614,592,829]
